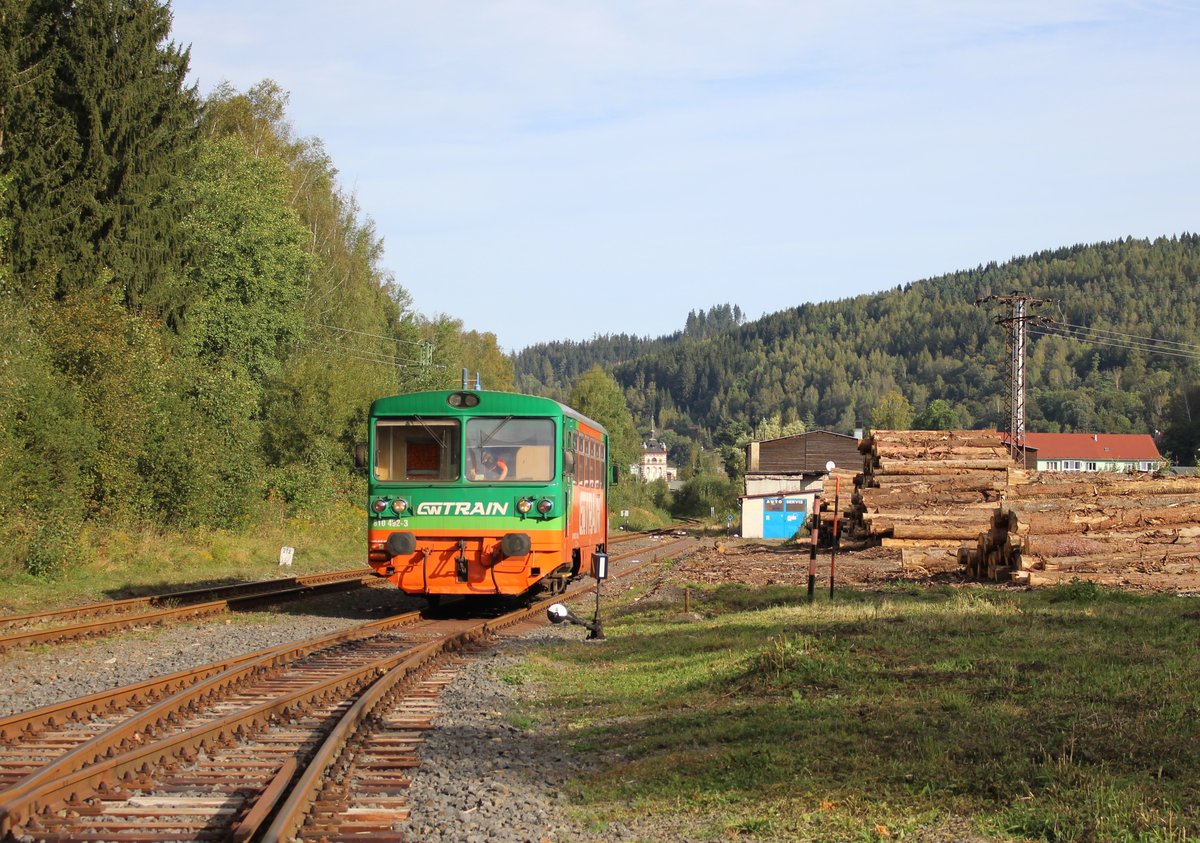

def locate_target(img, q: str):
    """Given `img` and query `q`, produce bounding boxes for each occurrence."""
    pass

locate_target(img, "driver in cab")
[476,450,508,480]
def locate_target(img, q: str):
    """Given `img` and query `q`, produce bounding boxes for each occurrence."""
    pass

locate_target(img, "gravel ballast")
[403,629,629,843]
[0,583,424,718]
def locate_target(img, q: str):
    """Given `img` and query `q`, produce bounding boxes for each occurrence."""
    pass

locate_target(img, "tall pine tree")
[1,0,197,305]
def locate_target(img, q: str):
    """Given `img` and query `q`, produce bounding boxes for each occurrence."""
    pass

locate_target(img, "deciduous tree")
[870,391,913,431]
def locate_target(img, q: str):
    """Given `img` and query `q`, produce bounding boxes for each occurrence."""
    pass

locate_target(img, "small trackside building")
[741,430,861,539]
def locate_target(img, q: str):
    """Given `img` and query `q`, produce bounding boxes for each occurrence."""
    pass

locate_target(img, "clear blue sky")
[170,1,1200,354]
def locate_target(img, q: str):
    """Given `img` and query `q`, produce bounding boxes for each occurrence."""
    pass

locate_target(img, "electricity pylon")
[975,292,1052,462]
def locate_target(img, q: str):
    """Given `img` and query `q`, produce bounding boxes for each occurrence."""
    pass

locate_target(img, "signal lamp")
[447,392,480,408]
[537,498,554,515]
[372,499,389,513]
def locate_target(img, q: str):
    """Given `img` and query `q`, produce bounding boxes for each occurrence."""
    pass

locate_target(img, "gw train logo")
[415,501,510,516]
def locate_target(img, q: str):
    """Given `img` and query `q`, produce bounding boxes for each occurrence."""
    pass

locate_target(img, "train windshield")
[374,418,461,482]
[465,418,555,482]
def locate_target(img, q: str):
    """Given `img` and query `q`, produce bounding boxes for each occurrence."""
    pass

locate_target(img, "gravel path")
[404,628,629,843]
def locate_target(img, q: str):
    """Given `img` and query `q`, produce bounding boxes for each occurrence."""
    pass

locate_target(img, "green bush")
[23,518,79,579]
[670,473,740,519]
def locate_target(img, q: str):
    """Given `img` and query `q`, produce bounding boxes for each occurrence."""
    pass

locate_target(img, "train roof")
[369,390,608,435]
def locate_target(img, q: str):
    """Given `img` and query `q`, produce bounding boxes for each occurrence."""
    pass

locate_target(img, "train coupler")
[455,539,469,581]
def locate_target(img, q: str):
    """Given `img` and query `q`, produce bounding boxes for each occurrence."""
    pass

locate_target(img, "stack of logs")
[969,473,1200,590]
[958,505,1021,581]
[852,429,1021,573]
[849,428,1200,589]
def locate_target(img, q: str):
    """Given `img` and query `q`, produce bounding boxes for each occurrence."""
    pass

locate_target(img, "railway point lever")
[547,603,602,638]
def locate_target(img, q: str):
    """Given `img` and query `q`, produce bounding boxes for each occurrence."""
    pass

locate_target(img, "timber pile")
[969,473,1200,590]
[851,429,1022,572]
[817,467,860,544]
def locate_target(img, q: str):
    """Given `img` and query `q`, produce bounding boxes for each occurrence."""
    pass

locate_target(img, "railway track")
[0,530,674,654]
[0,569,377,653]
[0,534,695,842]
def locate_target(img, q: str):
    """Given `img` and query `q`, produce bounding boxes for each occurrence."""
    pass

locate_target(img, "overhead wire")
[1054,321,1200,352]
[298,340,427,369]
[315,322,429,347]
[300,338,407,364]
[1031,320,1200,363]
[298,343,405,369]
[296,325,445,371]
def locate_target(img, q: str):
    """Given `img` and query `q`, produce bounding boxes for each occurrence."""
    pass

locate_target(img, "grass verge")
[521,580,1200,842]
[0,500,365,614]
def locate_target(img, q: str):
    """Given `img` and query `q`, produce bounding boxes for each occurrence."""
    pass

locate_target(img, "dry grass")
[0,501,365,614]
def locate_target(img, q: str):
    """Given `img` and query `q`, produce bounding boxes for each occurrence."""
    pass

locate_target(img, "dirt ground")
[669,536,928,590]
[668,535,1200,595]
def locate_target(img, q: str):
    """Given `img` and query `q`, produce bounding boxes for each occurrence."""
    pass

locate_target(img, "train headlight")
[517,497,534,514]
[372,499,389,514]
[536,497,554,515]
[500,532,531,558]
[391,498,409,514]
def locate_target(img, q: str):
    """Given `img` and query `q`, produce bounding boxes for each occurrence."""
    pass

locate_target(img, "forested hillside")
[512,303,746,399]
[0,0,511,574]
[515,237,1200,465]
[3,2,1199,580]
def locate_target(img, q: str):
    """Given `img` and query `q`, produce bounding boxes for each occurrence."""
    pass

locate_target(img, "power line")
[1032,322,1200,362]
[1031,328,1200,361]
[301,323,439,372]
[301,339,409,365]
[297,340,445,371]
[1055,321,1200,352]
[297,341,412,368]
[314,322,429,347]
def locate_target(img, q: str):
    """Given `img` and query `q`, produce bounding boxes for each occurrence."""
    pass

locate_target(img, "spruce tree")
[0,0,78,296]
[1,0,197,305]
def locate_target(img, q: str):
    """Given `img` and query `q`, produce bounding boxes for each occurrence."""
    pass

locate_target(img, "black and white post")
[590,551,608,640]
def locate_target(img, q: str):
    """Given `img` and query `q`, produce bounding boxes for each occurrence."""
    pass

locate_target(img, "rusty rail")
[0,568,376,652]
[261,536,697,841]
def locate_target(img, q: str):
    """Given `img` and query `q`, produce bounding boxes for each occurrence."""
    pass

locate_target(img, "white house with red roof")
[1022,432,1165,473]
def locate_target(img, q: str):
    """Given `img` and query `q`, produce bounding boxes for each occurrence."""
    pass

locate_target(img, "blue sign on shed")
[762,496,808,539]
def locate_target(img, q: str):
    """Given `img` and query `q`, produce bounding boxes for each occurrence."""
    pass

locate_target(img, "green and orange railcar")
[363,389,610,599]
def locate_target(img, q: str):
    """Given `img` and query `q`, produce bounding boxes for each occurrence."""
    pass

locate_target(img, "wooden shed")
[746,430,862,475]
[740,431,861,539]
